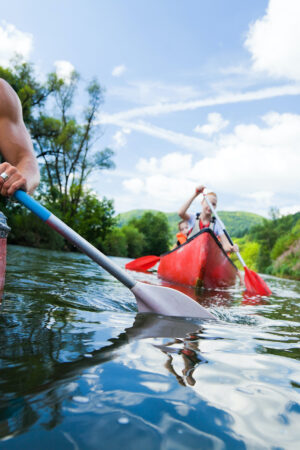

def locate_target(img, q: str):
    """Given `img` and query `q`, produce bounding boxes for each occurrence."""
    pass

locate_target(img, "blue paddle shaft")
[14,190,51,221]
[13,190,136,289]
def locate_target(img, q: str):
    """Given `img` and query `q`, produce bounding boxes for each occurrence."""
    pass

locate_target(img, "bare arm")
[178,185,205,221]
[0,79,40,196]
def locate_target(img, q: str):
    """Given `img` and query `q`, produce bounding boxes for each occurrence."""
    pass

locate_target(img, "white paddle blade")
[131,282,215,319]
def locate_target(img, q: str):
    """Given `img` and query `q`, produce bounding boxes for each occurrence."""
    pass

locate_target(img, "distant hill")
[116,209,264,238]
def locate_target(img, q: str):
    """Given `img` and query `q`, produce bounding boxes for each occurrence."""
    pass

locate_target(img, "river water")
[0,245,299,449]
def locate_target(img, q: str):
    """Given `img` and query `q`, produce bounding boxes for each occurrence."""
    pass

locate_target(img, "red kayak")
[157,229,238,289]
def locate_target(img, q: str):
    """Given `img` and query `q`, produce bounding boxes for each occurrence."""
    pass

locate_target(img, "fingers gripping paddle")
[204,194,271,296]
[125,255,160,271]
[14,190,214,319]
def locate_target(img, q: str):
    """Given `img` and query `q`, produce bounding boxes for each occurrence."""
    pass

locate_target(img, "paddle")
[13,190,214,319]
[204,194,272,296]
[125,254,160,271]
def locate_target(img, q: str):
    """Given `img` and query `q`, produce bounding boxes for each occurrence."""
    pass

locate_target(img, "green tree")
[0,60,116,249]
[122,224,145,258]
[102,229,128,257]
[249,212,300,272]
[0,59,51,124]
[69,190,115,248]
[30,72,115,219]
[129,211,171,255]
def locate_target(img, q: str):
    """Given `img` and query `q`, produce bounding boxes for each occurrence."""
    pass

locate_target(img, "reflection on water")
[0,245,299,449]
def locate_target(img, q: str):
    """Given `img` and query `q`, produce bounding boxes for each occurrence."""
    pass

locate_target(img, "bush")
[129,211,171,255]
[102,229,127,256]
[121,225,145,258]
[231,238,260,271]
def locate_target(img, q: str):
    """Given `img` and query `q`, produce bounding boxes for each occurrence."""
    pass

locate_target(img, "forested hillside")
[117,209,263,238]
[232,212,300,280]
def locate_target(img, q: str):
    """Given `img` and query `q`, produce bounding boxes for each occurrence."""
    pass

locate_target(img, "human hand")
[0,162,27,197]
[195,185,205,196]
[230,244,239,253]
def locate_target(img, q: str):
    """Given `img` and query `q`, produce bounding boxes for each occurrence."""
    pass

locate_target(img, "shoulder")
[0,79,22,121]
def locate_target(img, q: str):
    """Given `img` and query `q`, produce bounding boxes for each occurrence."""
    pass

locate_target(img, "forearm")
[0,121,40,195]
[220,234,239,253]
[15,156,40,194]
[178,185,205,220]
[178,193,198,220]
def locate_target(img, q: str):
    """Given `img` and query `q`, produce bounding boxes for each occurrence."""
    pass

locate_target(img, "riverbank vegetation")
[232,210,300,280]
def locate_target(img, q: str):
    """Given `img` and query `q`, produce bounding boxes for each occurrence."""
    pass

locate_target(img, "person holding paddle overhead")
[0,78,40,197]
[178,185,239,254]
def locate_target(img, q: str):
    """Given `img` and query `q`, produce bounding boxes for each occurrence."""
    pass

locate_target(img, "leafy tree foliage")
[121,225,145,258]
[129,211,171,255]
[103,211,171,258]
[1,197,65,249]
[0,59,51,124]
[102,228,128,257]
[248,212,300,273]
[231,238,260,272]
[0,60,116,249]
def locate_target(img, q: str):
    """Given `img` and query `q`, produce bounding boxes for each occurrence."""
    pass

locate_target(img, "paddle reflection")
[154,335,207,387]
[125,314,207,387]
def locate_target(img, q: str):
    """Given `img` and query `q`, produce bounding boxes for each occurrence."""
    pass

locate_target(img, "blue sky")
[1,0,300,216]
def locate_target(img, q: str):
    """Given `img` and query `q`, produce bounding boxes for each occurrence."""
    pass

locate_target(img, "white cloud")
[109,80,202,105]
[112,64,127,77]
[100,116,213,153]
[280,205,300,215]
[101,84,300,122]
[189,112,300,194]
[112,128,131,148]
[0,21,33,66]
[136,153,193,176]
[122,178,144,194]
[243,191,275,209]
[194,113,229,136]
[121,112,300,213]
[245,0,300,81]
[54,60,75,84]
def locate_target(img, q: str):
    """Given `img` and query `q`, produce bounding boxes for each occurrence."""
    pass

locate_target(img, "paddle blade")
[131,281,215,319]
[125,255,160,271]
[244,267,272,296]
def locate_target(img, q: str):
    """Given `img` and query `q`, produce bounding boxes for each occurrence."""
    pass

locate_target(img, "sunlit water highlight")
[0,245,299,449]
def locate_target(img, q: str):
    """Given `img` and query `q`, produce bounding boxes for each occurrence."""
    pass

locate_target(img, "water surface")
[0,245,299,449]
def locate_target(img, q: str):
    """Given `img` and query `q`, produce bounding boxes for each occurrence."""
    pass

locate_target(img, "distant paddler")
[0,78,40,292]
[178,185,245,286]
[178,185,239,254]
